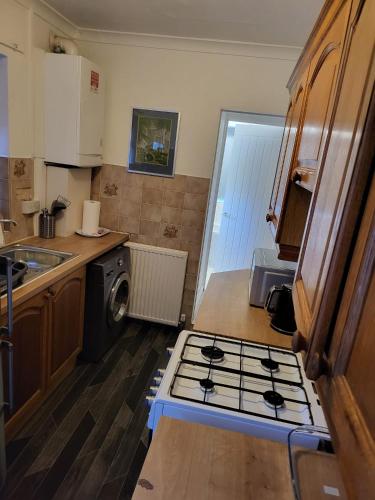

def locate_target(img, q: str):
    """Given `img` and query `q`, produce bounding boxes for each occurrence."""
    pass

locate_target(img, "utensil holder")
[39,212,56,239]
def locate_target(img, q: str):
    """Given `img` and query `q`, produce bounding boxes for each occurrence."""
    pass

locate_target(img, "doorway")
[194,111,284,318]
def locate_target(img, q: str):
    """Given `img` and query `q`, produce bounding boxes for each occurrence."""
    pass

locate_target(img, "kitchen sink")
[0,244,75,286]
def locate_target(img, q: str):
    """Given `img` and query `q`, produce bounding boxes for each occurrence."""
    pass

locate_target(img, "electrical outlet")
[180,313,186,322]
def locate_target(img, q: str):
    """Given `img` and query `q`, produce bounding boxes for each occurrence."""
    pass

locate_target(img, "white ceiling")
[45,0,324,47]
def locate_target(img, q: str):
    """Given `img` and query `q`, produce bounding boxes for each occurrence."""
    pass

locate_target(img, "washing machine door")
[108,272,130,326]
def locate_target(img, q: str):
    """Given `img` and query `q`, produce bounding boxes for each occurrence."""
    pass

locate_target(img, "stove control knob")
[158,368,166,376]
[145,395,155,408]
[149,386,159,395]
[153,376,162,385]
[166,347,174,356]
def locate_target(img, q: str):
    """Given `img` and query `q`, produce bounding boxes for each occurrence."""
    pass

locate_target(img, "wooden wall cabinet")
[267,71,311,261]
[1,266,86,440]
[267,0,351,261]
[318,174,375,499]
[289,0,375,496]
[0,0,28,53]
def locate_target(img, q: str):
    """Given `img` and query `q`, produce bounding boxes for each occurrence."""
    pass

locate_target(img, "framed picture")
[128,108,180,177]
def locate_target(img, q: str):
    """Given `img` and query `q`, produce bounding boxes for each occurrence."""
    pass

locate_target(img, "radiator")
[125,242,188,326]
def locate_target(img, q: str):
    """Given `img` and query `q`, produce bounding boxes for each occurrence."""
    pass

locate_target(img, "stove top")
[171,334,313,426]
[147,331,327,444]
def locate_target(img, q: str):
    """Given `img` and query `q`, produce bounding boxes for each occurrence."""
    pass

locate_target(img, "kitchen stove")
[147,331,327,446]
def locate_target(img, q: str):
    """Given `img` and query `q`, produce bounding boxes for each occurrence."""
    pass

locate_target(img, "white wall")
[78,33,300,178]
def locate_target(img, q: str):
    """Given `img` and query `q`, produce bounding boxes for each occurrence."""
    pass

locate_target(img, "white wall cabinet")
[0,0,28,54]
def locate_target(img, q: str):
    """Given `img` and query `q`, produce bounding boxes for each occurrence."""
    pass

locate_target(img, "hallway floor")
[3,319,177,500]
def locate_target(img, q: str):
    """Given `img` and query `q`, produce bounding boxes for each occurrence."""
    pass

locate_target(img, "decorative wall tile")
[162,223,180,239]
[10,158,33,180]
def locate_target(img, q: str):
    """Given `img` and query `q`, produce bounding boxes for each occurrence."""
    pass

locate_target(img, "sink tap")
[0,219,17,246]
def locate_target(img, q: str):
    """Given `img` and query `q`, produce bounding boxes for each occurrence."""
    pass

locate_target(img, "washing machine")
[81,245,131,362]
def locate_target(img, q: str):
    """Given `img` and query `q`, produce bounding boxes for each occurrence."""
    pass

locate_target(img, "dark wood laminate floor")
[2,319,178,500]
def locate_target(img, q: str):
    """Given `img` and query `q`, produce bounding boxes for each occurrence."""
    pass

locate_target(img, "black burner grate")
[170,334,314,426]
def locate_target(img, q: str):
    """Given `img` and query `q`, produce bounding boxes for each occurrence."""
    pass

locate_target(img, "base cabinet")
[1,293,48,439]
[1,267,86,440]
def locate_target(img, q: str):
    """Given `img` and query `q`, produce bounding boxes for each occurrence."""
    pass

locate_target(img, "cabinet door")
[292,0,375,366]
[267,74,310,260]
[292,0,350,192]
[0,0,27,53]
[47,267,86,390]
[1,291,48,440]
[317,173,375,499]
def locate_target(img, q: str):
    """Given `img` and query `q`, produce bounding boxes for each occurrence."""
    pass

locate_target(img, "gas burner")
[260,358,280,373]
[263,390,285,409]
[199,378,215,393]
[201,346,225,363]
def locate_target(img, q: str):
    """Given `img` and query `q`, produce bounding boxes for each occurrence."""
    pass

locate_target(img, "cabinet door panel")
[1,292,48,439]
[293,1,350,192]
[274,84,305,225]
[318,173,375,499]
[48,267,85,388]
[0,0,27,53]
[292,0,375,357]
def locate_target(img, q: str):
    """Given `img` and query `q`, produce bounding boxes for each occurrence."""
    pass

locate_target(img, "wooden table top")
[132,417,294,500]
[193,269,292,349]
[0,232,129,314]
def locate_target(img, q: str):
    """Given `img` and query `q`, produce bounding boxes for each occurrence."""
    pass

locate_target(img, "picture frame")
[128,108,180,177]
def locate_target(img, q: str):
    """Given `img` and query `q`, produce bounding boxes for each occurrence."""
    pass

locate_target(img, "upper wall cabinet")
[292,0,375,370]
[267,71,311,261]
[267,0,352,261]
[291,0,351,193]
[0,0,28,54]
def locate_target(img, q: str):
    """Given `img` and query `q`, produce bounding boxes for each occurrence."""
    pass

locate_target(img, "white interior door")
[193,111,284,319]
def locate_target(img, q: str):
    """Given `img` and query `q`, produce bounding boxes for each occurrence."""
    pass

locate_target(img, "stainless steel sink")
[0,244,75,285]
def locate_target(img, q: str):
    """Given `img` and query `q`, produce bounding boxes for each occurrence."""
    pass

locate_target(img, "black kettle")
[264,283,297,335]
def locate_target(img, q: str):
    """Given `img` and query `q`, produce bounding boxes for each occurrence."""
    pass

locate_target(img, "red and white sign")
[90,70,100,91]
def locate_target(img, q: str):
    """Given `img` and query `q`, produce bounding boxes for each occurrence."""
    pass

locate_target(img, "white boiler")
[44,53,104,167]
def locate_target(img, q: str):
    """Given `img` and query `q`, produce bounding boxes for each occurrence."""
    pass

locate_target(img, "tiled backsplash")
[91,164,210,324]
[0,157,34,243]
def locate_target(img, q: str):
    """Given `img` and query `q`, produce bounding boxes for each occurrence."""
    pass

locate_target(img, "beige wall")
[79,34,300,179]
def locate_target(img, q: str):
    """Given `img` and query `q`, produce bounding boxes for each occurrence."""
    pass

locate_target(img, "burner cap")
[263,390,284,409]
[201,346,225,363]
[199,378,215,393]
[261,358,279,373]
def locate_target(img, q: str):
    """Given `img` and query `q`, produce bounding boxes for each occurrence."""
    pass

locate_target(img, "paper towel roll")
[82,200,100,234]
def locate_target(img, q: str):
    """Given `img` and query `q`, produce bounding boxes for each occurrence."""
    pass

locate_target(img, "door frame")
[192,110,285,322]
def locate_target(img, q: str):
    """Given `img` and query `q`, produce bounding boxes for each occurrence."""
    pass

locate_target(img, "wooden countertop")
[193,269,292,349]
[132,417,294,500]
[0,232,129,314]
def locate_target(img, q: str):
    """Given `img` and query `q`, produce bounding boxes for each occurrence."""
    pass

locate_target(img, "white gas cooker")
[147,331,328,447]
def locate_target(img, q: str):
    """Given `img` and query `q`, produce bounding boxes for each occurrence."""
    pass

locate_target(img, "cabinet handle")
[292,331,308,353]
[292,171,302,183]
[265,212,274,223]
[307,352,330,380]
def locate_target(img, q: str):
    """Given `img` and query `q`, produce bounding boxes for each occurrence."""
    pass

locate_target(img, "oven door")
[107,272,130,327]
